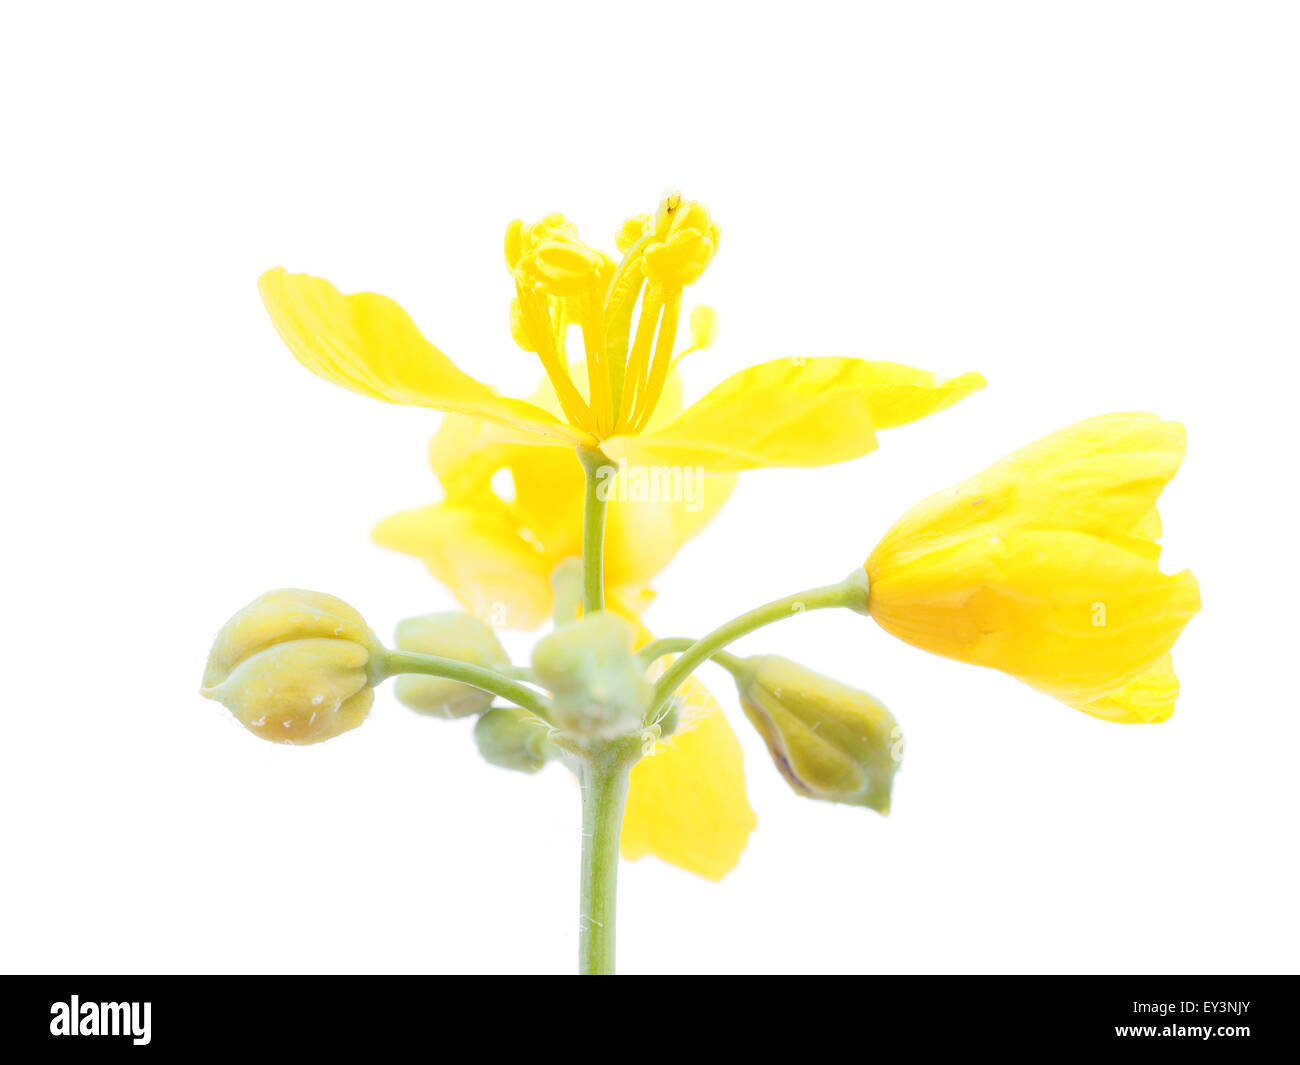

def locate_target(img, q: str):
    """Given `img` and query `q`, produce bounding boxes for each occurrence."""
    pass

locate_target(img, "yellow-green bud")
[736,655,902,813]
[474,706,557,774]
[531,612,649,738]
[200,589,380,745]
[392,613,511,718]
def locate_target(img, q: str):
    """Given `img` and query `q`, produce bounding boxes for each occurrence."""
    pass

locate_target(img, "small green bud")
[200,589,380,745]
[531,612,650,738]
[735,655,902,813]
[474,706,557,773]
[392,613,511,718]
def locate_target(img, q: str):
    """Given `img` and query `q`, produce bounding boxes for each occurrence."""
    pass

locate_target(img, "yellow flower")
[865,413,1201,723]
[258,193,985,473]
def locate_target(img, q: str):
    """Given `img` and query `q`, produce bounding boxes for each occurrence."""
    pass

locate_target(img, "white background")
[3,2,1297,975]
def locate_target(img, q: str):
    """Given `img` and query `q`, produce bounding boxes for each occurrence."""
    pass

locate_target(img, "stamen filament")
[580,280,614,437]
[615,289,663,434]
[515,280,595,435]
[603,233,657,429]
[629,289,681,433]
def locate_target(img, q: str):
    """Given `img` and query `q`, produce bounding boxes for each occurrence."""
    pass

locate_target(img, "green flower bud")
[392,613,511,718]
[200,589,380,745]
[474,706,557,773]
[531,612,650,738]
[735,655,902,813]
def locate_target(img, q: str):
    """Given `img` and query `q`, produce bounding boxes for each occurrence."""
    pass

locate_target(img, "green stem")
[647,570,870,719]
[578,447,609,615]
[578,755,631,975]
[379,651,552,721]
[638,637,741,673]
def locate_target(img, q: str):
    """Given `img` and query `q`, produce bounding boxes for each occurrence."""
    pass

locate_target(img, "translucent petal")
[621,679,757,881]
[372,503,554,630]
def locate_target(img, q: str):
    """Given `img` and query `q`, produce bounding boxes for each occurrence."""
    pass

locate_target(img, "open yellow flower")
[258,194,985,474]
[865,413,1201,722]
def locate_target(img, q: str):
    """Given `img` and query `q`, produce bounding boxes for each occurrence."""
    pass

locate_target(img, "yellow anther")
[616,213,652,254]
[651,192,684,238]
[504,198,719,439]
[642,199,719,291]
[518,238,610,297]
[502,212,614,435]
[504,213,580,273]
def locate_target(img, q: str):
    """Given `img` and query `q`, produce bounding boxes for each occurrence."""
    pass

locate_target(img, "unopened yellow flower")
[865,413,1201,722]
[258,194,985,473]
[200,589,380,744]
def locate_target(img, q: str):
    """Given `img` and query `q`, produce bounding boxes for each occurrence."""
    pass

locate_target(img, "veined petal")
[259,269,585,445]
[602,359,985,472]
[372,503,554,629]
[621,675,757,881]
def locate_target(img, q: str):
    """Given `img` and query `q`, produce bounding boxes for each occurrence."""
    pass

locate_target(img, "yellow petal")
[604,470,736,588]
[869,527,1201,705]
[258,269,585,445]
[1061,655,1180,724]
[602,359,985,472]
[868,413,1186,570]
[428,366,722,591]
[372,503,554,629]
[621,676,757,880]
[427,410,586,562]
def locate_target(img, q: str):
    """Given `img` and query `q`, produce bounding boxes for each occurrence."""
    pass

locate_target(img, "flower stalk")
[378,650,552,721]
[578,754,633,975]
[572,442,635,974]
[647,570,870,720]
[579,447,609,615]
